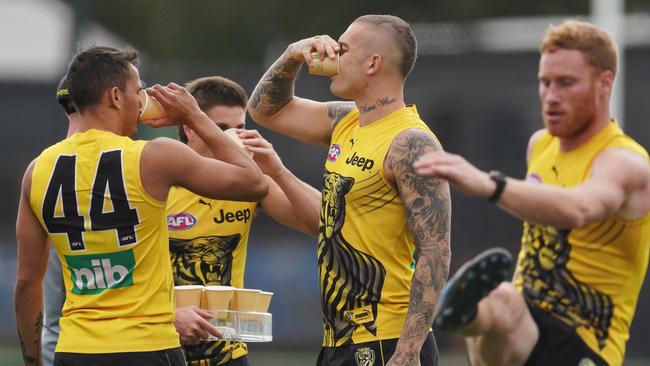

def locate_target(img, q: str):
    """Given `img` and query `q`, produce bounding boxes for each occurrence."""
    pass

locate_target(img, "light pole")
[591,0,625,128]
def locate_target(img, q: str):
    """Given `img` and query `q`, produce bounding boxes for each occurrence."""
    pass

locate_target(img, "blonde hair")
[540,20,617,75]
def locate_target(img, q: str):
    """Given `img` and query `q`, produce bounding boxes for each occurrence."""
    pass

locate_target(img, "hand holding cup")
[308,52,339,76]
[224,129,254,158]
[142,83,203,128]
[236,129,286,178]
[138,90,166,121]
[287,35,340,68]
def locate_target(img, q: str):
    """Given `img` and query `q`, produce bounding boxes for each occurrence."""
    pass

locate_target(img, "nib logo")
[65,250,135,295]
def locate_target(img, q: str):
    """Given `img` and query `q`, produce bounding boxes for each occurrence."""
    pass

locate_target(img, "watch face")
[489,170,505,180]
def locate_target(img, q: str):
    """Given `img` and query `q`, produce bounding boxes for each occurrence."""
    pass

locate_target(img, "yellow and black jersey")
[29,129,179,353]
[515,121,650,366]
[167,186,257,363]
[320,106,439,347]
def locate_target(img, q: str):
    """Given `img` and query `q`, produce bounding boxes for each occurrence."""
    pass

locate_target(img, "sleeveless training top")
[320,106,439,346]
[166,186,257,363]
[515,121,650,366]
[30,129,179,353]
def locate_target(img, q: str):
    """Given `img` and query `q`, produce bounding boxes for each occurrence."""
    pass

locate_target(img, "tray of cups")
[205,310,272,342]
[174,285,273,342]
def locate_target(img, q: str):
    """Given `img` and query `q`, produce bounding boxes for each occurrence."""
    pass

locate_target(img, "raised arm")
[237,129,321,237]
[15,161,49,366]
[141,84,268,202]
[247,36,354,146]
[414,141,650,228]
[385,130,451,365]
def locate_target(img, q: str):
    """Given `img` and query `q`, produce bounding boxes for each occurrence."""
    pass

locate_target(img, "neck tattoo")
[359,96,399,114]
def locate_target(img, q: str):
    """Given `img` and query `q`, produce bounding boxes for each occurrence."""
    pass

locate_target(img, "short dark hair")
[66,46,139,113]
[178,76,248,143]
[56,73,76,115]
[354,15,417,79]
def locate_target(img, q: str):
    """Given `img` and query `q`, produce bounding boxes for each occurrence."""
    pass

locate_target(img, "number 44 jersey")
[29,129,179,353]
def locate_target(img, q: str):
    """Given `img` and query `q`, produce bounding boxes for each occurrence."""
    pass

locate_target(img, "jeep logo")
[213,208,252,224]
[65,250,135,295]
[345,152,374,172]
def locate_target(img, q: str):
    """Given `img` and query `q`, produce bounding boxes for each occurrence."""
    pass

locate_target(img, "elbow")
[246,102,271,127]
[247,100,288,128]
[246,103,262,123]
[560,206,590,229]
[304,221,320,238]
[567,215,588,229]
[14,278,41,302]
[255,179,270,200]
[248,175,269,201]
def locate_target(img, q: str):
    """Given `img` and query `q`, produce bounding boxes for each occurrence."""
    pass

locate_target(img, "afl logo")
[167,212,197,231]
[328,144,341,162]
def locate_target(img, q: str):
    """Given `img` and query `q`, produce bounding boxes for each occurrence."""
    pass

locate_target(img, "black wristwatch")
[488,170,507,203]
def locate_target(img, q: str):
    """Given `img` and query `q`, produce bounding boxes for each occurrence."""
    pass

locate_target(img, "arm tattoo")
[18,312,43,365]
[326,102,355,131]
[389,129,451,347]
[249,56,302,116]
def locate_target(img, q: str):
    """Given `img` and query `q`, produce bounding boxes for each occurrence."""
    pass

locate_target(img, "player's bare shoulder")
[385,128,442,184]
[594,147,650,218]
[325,101,355,131]
[20,159,37,202]
[526,129,547,164]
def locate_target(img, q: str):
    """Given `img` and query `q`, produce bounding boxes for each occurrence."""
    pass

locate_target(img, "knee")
[485,282,527,329]
[490,282,518,300]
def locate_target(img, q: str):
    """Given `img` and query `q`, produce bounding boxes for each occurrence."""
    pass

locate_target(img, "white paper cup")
[223,129,254,157]
[174,285,203,308]
[255,291,273,313]
[232,288,261,312]
[138,89,166,120]
[203,285,235,311]
[308,52,339,76]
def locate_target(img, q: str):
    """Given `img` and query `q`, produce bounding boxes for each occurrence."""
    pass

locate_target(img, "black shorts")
[316,332,438,366]
[185,354,249,366]
[53,347,185,366]
[182,340,249,366]
[524,302,607,366]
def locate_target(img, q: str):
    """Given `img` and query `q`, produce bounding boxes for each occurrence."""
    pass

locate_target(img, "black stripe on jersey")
[357,181,389,199]
[588,220,619,245]
[358,192,399,217]
[573,220,607,241]
[354,171,381,186]
[353,176,384,193]
[598,222,626,249]
[578,220,616,243]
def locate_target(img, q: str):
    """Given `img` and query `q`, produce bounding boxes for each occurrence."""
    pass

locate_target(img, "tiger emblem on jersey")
[319,170,386,346]
[519,223,613,349]
[354,347,376,366]
[169,234,240,285]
